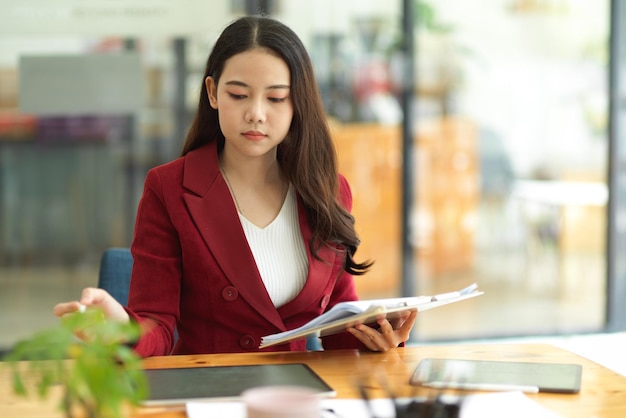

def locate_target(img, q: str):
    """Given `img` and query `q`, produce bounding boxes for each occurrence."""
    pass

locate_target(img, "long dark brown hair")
[181,16,372,275]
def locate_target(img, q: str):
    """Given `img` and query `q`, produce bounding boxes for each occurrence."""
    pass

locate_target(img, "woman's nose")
[245,99,266,123]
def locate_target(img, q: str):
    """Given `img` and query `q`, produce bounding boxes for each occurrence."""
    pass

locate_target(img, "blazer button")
[320,294,331,309]
[239,334,256,350]
[221,286,238,301]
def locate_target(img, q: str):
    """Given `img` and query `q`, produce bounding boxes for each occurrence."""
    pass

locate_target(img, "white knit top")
[239,184,308,308]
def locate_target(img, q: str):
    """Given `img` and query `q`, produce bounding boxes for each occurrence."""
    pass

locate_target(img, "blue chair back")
[98,247,133,305]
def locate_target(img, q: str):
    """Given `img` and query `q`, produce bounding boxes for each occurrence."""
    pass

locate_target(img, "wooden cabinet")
[415,118,478,276]
[331,122,402,297]
[331,118,478,297]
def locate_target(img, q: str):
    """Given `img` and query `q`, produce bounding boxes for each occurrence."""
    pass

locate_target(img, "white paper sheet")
[186,391,561,418]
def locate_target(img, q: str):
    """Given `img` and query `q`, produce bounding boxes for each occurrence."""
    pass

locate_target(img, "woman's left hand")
[347,309,418,352]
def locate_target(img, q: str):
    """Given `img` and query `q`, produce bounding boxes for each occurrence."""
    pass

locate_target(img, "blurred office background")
[1,0,625,350]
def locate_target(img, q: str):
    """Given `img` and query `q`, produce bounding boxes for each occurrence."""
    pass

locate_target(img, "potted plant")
[3,308,147,418]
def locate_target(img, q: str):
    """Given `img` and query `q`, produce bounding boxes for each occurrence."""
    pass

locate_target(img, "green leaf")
[11,371,27,396]
[3,307,147,417]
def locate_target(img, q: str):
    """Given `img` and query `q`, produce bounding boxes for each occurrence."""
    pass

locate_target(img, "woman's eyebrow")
[267,84,290,90]
[224,80,290,90]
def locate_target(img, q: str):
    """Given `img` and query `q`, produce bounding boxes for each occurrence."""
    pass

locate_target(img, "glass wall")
[0,0,616,350]
[409,0,610,340]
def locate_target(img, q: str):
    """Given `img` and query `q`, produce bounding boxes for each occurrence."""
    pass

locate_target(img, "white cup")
[242,385,321,418]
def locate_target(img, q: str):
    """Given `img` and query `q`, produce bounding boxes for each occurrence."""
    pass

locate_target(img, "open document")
[260,283,482,348]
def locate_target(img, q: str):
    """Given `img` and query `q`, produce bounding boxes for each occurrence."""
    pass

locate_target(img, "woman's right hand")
[53,287,130,323]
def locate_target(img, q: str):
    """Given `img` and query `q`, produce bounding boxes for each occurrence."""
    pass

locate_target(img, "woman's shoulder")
[148,154,185,176]
[148,143,217,177]
[143,156,186,192]
[145,143,219,193]
[142,157,185,196]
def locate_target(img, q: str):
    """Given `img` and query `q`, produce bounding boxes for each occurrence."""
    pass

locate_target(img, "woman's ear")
[205,76,218,109]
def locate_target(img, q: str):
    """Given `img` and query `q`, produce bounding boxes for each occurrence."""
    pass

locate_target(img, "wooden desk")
[2,343,626,418]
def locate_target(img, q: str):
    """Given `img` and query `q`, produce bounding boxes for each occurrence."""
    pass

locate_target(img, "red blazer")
[126,141,365,356]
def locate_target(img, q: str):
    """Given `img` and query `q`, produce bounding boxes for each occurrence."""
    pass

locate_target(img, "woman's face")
[206,48,293,162]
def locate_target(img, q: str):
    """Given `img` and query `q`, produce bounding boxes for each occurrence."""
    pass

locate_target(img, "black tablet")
[410,358,582,394]
[142,363,335,406]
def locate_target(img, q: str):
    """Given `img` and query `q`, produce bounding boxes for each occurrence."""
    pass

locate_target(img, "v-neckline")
[238,183,293,230]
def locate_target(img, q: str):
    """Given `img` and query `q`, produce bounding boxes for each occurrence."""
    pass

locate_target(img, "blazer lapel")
[279,198,337,318]
[181,143,285,331]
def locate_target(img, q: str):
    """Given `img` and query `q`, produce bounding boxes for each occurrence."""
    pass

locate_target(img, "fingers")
[347,325,386,351]
[53,288,130,323]
[53,288,105,317]
[395,310,418,342]
[79,287,108,306]
[52,288,132,344]
[53,301,83,317]
[390,309,414,329]
[348,322,394,352]
[347,310,419,352]
[83,288,130,322]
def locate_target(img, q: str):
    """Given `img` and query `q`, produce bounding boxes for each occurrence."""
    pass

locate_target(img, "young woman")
[54,16,417,357]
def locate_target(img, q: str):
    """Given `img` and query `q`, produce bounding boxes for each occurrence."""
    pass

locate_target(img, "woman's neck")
[219,147,289,227]
[220,141,282,180]
[220,154,282,187]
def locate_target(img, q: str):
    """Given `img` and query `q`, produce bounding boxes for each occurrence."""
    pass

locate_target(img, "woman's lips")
[242,131,266,140]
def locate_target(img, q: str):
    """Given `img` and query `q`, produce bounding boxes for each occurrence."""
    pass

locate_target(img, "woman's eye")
[269,97,287,103]
[228,93,246,100]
